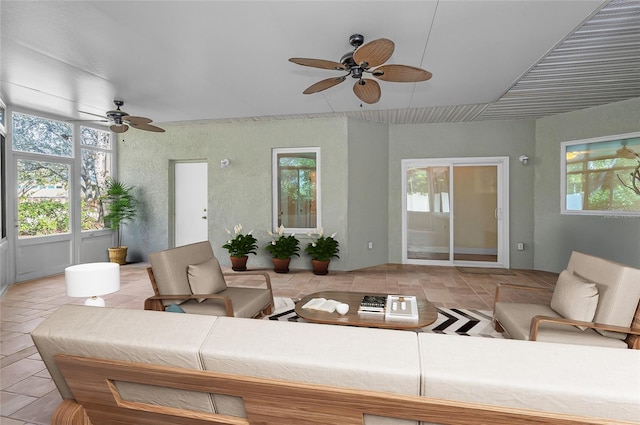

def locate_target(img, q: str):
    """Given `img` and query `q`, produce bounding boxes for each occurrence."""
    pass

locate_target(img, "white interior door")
[174,161,208,247]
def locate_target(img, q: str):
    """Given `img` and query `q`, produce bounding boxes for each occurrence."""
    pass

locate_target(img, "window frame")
[561,131,640,217]
[272,147,321,233]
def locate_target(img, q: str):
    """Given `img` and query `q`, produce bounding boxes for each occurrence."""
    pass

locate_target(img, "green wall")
[118,97,639,272]
[387,120,537,269]
[534,97,640,272]
[120,117,351,270]
[347,119,390,269]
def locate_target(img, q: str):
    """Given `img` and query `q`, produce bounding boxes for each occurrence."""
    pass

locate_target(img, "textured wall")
[388,120,536,269]
[347,119,390,270]
[534,97,640,272]
[118,117,350,270]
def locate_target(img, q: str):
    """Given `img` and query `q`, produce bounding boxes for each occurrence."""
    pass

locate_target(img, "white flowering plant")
[304,228,340,261]
[222,224,258,257]
[264,225,300,259]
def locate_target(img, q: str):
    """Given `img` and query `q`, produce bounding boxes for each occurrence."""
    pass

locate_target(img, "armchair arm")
[530,315,640,342]
[223,271,272,290]
[143,293,234,316]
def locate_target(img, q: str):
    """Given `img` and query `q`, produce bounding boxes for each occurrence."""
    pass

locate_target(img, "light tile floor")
[0,262,557,424]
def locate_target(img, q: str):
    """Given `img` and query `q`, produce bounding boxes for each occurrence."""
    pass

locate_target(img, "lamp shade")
[65,262,120,298]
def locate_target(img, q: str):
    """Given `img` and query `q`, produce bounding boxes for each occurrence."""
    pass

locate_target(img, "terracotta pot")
[272,257,291,274]
[108,246,128,265]
[311,259,330,275]
[230,256,248,271]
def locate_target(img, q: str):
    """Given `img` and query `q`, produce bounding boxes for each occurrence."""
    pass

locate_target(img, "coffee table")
[295,291,438,330]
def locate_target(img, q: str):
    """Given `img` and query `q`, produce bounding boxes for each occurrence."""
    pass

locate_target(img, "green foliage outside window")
[18,199,69,236]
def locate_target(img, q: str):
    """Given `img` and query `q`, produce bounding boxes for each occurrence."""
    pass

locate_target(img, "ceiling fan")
[289,34,432,104]
[77,100,165,133]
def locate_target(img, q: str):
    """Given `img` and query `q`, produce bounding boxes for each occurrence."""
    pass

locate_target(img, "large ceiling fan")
[78,100,165,133]
[289,34,432,104]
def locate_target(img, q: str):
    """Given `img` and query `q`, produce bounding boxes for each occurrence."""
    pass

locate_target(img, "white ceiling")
[2,0,638,127]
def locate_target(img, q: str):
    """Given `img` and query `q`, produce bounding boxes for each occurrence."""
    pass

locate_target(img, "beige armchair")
[144,241,274,318]
[493,251,640,349]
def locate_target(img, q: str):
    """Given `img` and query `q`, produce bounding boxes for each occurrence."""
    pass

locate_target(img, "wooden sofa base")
[52,354,633,425]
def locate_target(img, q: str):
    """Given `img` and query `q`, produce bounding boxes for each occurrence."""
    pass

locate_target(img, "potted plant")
[222,224,258,271]
[265,225,300,273]
[102,177,138,265]
[305,228,339,275]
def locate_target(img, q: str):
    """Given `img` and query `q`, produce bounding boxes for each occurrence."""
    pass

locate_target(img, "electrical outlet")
[517,242,524,251]
[368,241,373,250]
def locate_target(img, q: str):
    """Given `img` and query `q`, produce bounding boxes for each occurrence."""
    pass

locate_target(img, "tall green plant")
[102,178,138,247]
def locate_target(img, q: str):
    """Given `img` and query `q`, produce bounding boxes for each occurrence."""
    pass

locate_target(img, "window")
[562,132,640,216]
[12,112,73,157]
[272,147,320,232]
[17,158,70,237]
[80,126,112,231]
[12,111,114,238]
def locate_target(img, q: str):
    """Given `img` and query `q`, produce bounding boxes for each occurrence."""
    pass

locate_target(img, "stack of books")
[358,295,387,314]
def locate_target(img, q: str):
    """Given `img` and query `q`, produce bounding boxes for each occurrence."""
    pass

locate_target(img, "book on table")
[358,295,387,314]
[301,298,341,313]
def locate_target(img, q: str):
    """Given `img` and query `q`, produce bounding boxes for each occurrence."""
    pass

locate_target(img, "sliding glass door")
[402,157,509,268]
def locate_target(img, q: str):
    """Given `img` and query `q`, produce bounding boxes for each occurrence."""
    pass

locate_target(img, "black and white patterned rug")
[265,298,503,338]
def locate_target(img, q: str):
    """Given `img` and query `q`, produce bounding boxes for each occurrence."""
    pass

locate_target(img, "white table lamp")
[65,262,120,307]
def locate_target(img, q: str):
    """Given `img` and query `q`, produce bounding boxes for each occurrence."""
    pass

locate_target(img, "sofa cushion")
[187,257,227,302]
[567,251,640,339]
[200,317,421,425]
[31,305,217,413]
[149,241,215,306]
[494,302,627,348]
[550,270,599,330]
[418,333,640,422]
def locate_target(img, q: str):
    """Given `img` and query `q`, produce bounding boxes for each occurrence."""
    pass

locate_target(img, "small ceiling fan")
[289,34,432,104]
[77,100,165,133]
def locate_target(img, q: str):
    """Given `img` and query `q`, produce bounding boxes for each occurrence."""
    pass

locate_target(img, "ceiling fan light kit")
[290,34,432,104]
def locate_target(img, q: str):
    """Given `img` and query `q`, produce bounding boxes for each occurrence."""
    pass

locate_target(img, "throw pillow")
[187,257,227,302]
[165,304,185,313]
[550,270,599,330]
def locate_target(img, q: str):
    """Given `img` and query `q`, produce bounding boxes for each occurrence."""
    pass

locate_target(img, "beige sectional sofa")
[32,304,640,425]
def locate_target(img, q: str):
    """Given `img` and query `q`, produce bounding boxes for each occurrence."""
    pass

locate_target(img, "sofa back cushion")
[418,333,640,422]
[149,241,215,306]
[31,305,218,413]
[200,317,421,425]
[567,251,640,339]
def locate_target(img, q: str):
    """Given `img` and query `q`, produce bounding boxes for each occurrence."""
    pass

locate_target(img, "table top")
[294,290,438,330]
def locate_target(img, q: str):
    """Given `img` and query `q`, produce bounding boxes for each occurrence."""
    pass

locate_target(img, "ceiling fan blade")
[289,58,346,71]
[110,124,129,133]
[353,38,394,68]
[353,79,381,104]
[124,116,153,124]
[130,122,165,133]
[78,110,108,119]
[303,76,347,94]
[66,119,109,123]
[373,64,433,82]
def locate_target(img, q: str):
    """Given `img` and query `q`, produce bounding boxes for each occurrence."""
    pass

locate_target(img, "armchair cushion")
[567,251,640,339]
[494,302,628,349]
[550,270,599,330]
[187,257,227,302]
[149,241,215,306]
[179,287,273,318]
